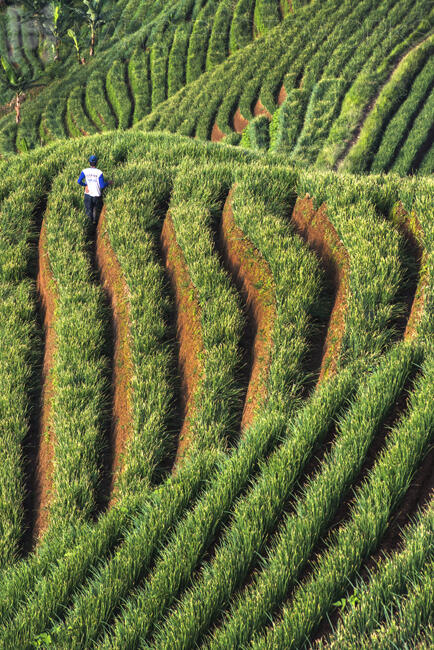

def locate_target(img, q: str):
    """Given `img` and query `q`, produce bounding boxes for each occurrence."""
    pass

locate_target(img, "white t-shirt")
[81,167,105,197]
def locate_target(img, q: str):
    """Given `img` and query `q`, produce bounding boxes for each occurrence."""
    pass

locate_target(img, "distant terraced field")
[0,0,432,175]
[0,1,433,648]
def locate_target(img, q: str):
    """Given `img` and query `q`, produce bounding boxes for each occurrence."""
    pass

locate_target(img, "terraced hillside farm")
[0,1,433,649]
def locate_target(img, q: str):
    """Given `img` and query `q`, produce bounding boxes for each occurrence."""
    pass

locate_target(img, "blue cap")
[89,154,98,164]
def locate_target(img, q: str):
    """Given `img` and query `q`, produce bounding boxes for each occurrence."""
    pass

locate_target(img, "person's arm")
[98,173,112,190]
[77,171,86,187]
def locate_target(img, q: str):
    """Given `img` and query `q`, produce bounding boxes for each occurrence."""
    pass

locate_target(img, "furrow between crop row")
[205,342,422,649]
[30,217,57,544]
[313,500,433,649]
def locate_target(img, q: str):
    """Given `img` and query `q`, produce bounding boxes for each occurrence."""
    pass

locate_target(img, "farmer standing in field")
[77,154,112,227]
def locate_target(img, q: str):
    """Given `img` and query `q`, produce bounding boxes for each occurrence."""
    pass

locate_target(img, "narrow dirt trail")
[95,207,134,503]
[217,190,277,432]
[160,212,205,468]
[292,196,350,382]
[31,217,58,544]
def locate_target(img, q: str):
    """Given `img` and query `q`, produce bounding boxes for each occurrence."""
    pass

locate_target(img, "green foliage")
[343,34,434,173]
[66,85,98,136]
[269,88,306,152]
[0,54,40,96]
[251,348,433,649]
[128,47,151,122]
[106,59,131,129]
[318,502,434,649]
[318,5,434,170]
[240,114,270,151]
[254,0,280,36]
[206,0,232,71]
[150,34,170,109]
[168,23,191,97]
[291,78,345,165]
[391,88,434,175]
[229,0,254,52]
[186,0,217,84]
[85,69,116,131]
[372,58,434,173]
[0,0,432,645]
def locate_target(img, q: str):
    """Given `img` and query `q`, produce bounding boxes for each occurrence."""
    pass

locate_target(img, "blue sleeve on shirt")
[77,171,86,186]
[99,173,108,190]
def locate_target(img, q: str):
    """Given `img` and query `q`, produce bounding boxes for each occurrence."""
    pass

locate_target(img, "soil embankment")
[253,99,272,120]
[211,122,225,142]
[277,84,287,106]
[233,108,249,133]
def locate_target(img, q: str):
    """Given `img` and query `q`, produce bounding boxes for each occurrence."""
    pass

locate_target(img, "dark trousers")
[84,194,103,224]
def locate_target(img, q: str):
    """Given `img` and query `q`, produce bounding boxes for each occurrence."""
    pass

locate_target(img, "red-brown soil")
[253,99,272,121]
[277,85,287,106]
[233,108,249,134]
[33,218,58,542]
[392,202,429,340]
[160,213,205,468]
[96,207,134,501]
[211,122,225,142]
[292,196,350,382]
[220,190,277,431]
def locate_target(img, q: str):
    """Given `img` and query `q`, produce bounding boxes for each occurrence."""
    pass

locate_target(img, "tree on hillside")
[0,56,43,122]
[74,0,109,57]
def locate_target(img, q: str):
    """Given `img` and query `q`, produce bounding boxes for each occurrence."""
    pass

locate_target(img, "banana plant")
[74,0,109,57]
[0,56,44,123]
[67,28,85,65]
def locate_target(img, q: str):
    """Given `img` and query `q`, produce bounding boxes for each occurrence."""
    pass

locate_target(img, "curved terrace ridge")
[160,211,205,468]
[291,195,350,382]
[219,189,277,431]
[95,207,134,503]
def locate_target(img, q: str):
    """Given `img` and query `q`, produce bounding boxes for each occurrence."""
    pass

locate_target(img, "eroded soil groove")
[95,207,134,503]
[217,190,277,432]
[160,212,205,468]
[292,195,350,382]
